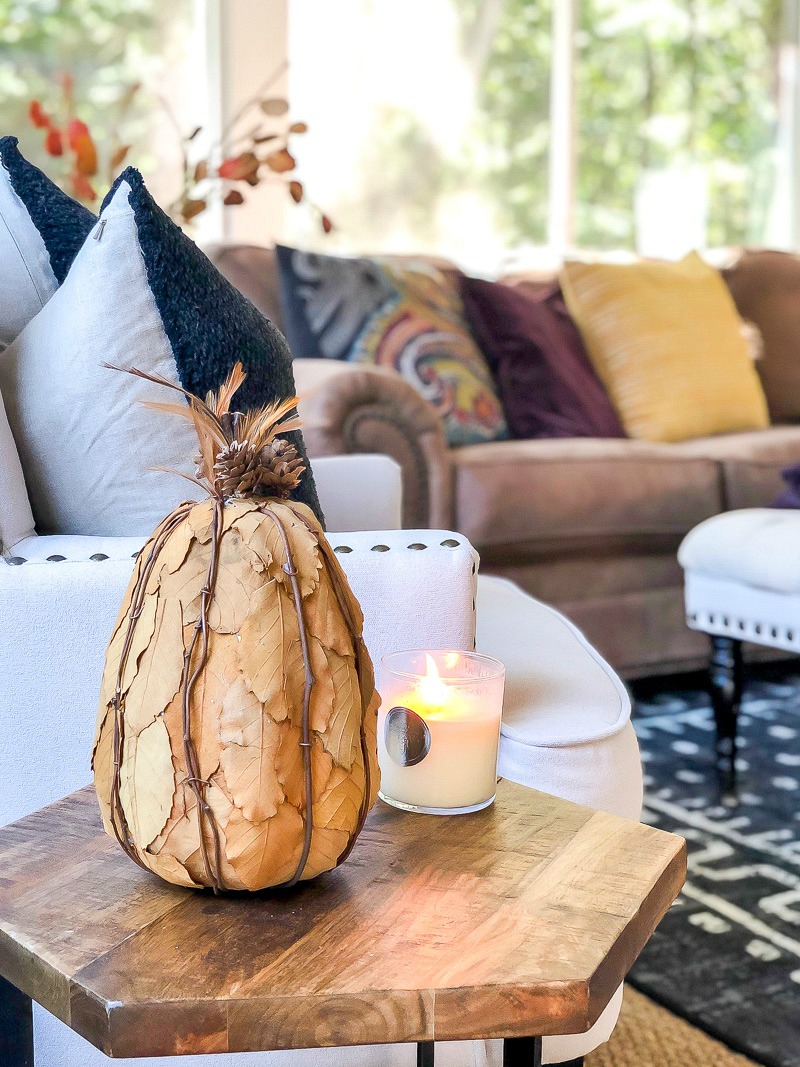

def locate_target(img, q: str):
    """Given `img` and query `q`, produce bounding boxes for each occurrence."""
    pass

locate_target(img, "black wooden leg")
[417,1040,435,1067]
[552,1060,584,1067]
[709,635,744,772]
[0,975,34,1067]
[417,1038,551,1066]
[503,1036,542,1067]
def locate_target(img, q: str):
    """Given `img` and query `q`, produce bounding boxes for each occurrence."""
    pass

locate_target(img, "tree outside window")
[285,0,790,265]
[0,0,196,206]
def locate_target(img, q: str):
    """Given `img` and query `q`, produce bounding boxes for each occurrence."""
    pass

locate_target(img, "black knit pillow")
[102,168,322,523]
[0,136,94,346]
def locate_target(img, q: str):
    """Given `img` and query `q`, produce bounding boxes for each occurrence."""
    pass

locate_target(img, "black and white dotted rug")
[629,665,800,1067]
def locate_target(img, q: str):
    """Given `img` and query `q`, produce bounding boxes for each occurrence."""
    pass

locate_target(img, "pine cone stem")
[212,433,304,499]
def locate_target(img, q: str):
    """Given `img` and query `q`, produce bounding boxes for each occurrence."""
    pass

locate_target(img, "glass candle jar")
[377,649,505,815]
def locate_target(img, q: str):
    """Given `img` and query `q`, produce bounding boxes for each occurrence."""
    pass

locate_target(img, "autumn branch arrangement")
[28,74,136,203]
[28,65,331,232]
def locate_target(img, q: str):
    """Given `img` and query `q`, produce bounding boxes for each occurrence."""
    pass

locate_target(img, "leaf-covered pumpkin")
[92,363,380,891]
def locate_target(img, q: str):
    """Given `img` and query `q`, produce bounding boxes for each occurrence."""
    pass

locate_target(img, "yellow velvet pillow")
[560,253,769,442]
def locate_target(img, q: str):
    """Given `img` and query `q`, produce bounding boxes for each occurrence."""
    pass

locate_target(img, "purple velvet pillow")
[459,276,626,439]
[774,463,800,508]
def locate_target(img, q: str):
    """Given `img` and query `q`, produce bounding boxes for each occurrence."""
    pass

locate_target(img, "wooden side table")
[0,782,684,1066]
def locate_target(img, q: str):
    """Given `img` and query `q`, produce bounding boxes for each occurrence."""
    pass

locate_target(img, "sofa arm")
[293,358,453,530]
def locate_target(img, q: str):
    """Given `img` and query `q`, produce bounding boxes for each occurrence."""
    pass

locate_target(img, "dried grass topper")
[93,362,380,892]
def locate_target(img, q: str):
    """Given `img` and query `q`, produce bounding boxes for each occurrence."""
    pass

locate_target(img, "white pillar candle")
[377,650,505,815]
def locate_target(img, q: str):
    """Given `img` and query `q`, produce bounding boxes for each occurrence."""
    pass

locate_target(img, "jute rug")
[588,987,758,1067]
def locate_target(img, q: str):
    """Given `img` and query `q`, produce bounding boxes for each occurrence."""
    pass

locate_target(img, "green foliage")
[474,0,783,249]
[471,0,551,244]
[575,0,781,248]
[347,106,449,237]
[0,0,180,177]
[3,0,784,252]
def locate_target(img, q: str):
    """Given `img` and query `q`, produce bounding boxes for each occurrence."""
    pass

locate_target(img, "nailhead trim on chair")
[687,610,800,650]
[330,539,463,555]
[3,538,468,567]
[3,554,123,566]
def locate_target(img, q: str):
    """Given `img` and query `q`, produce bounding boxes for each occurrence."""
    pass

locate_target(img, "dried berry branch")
[27,65,333,231]
[28,73,139,204]
[162,63,333,232]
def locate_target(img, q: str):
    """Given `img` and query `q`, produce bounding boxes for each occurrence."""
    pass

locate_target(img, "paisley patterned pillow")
[275,246,508,446]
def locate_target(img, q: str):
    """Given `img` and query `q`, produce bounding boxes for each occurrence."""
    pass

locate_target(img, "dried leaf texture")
[94,499,380,891]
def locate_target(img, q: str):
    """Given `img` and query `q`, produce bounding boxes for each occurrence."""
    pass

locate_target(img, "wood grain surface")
[0,782,685,1057]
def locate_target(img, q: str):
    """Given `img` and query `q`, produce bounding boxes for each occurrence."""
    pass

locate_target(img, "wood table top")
[0,782,685,1058]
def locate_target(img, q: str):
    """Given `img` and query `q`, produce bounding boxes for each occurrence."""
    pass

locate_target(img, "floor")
[588,987,758,1067]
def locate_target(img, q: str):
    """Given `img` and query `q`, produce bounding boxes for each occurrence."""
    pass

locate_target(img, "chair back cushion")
[312,454,402,531]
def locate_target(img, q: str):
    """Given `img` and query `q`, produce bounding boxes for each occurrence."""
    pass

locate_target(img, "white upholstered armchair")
[0,447,642,1067]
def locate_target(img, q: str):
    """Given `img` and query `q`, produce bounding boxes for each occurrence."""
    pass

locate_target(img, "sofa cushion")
[0,169,321,537]
[723,249,800,422]
[458,276,625,440]
[453,437,720,555]
[275,245,508,447]
[0,136,94,347]
[775,460,800,508]
[486,552,685,603]
[561,253,770,442]
[673,426,800,509]
[0,386,34,552]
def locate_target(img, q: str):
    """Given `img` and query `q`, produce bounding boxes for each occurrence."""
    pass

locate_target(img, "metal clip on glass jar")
[377,650,505,815]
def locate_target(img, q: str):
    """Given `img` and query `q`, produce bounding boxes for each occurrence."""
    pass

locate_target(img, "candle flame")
[418,653,451,707]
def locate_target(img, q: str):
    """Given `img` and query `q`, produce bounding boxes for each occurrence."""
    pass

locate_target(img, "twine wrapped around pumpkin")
[92,363,380,891]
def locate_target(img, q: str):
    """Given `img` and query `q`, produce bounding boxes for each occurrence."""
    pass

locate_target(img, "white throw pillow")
[0,184,199,536]
[0,137,94,348]
[0,386,34,552]
[0,168,321,536]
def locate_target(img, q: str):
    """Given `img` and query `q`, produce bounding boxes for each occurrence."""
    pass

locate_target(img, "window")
[284,0,548,271]
[0,0,202,208]
[3,1,794,258]
[284,0,798,264]
[574,0,785,255]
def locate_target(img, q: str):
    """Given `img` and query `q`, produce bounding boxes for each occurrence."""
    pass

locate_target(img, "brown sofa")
[206,243,800,679]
